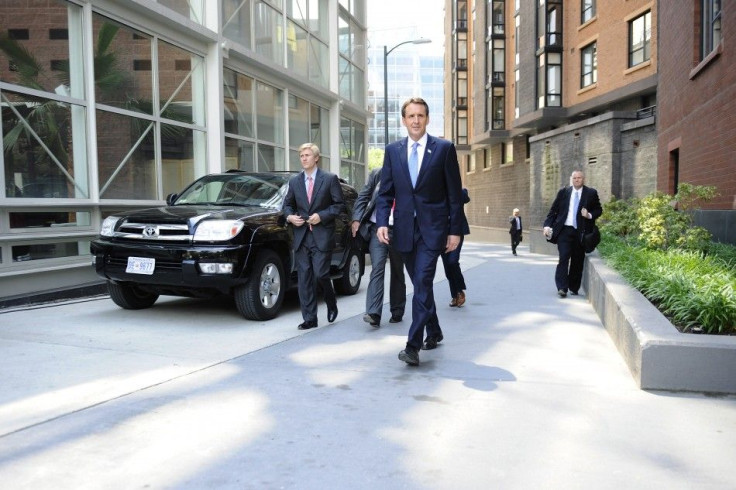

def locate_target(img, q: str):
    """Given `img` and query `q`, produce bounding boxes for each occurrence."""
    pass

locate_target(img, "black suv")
[90,171,364,320]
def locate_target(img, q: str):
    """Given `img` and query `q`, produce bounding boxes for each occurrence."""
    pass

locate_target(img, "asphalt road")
[1,242,735,489]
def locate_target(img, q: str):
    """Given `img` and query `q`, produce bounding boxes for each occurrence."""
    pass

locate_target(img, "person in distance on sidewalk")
[509,208,523,256]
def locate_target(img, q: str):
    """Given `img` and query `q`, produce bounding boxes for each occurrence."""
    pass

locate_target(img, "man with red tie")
[283,143,344,329]
[375,98,464,366]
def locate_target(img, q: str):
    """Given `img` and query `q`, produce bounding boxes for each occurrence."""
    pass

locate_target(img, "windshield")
[174,173,290,208]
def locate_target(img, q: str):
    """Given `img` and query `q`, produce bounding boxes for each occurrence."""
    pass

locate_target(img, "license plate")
[126,256,155,275]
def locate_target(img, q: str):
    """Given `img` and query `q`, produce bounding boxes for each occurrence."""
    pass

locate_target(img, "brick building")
[657,1,735,243]
[445,0,658,245]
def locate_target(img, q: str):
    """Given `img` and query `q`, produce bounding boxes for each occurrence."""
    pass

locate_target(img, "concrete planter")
[584,253,736,394]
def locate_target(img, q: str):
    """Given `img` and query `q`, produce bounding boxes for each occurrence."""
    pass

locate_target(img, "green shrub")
[597,184,736,335]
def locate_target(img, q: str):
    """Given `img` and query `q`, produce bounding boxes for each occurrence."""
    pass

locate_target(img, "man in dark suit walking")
[509,208,522,256]
[543,169,602,298]
[283,143,344,329]
[351,168,406,328]
[376,97,464,366]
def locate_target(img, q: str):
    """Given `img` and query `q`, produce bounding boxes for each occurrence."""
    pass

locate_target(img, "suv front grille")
[115,222,191,242]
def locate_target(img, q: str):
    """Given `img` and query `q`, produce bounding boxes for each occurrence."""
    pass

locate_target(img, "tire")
[333,248,362,295]
[107,281,159,310]
[234,250,285,321]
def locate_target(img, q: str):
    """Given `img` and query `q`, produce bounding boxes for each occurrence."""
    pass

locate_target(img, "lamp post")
[383,38,432,146]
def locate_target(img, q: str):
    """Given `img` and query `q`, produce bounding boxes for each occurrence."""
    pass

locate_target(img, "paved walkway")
[1,242,735,489]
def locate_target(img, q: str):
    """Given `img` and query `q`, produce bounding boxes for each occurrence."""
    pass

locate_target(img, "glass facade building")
[0,0,368,301]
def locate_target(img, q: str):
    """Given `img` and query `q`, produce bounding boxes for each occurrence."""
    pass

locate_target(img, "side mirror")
[166,193,178,205]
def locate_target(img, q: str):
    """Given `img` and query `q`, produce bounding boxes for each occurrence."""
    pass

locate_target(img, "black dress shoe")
[398,348,419,366]
[422,333,444,350]
[569,290,579,296]
[557,289,567,298]
[298,320,318,330]
[327,305,338,323]
[363,313,380,327]
[389,315,403,323]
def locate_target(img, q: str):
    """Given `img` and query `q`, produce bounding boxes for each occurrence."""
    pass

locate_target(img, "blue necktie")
[572,190,580,229]
[409,142,419,187]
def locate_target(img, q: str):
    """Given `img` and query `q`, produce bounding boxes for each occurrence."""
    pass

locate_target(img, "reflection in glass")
[2,91,89,199]
[225,137,255,171]
[96,110,157,200]
[157,0,205,25]
[92,15,153,115]
[10,211,91,229]
[161,124,206,197]
[256,81,284,144]
[158,40,205,126]
[223,68,255,138]
[288,95,310,148]
[255,1,284,66]
[222,0,253,50]
[257,144,285,171]
[0,0,85,97]
[12,240,89,262]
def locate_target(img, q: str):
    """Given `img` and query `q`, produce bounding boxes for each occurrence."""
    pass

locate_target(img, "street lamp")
[383,38,432,146]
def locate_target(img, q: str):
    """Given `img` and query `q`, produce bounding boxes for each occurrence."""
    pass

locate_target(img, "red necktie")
[307,176,314,203]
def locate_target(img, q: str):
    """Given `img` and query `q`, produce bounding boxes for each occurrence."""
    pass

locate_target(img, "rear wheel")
[234,250,285,321]
[334,248,362,295]
[107,281,159,310]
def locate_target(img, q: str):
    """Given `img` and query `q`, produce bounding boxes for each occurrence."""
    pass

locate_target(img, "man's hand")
[445,235,461,253]
[543,226,553,239]
[351,220,360,237]
[288,215,306,227]
[580,207,592,219]
[307,213,321,226]
[377,226,390,245]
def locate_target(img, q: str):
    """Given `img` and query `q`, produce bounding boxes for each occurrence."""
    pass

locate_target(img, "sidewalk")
[0,242,735,489]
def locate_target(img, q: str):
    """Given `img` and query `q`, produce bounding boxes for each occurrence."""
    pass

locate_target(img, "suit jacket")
[459,188,471,236]
[543,185,602,243]
[376,135,463,253]
[509,215,522,235]
[282,168,345,252]
[352,168,382,242]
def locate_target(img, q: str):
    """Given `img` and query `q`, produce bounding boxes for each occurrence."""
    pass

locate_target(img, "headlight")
[100,216,120,237]
[193,220,244,241]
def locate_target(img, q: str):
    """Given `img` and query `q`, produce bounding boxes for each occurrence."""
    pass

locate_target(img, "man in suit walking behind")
[376,97,464,366]
[283,143,344,329]
[351,168,406,328]
[543,169,602,298]
[509,208,522,256]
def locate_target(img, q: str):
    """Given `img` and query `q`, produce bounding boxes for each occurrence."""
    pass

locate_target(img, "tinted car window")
[175,174,289,208]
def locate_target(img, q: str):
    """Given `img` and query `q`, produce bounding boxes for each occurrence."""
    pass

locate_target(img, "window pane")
[10,211,91,229]
[158,40,205,125]
[157,0,205,24]
[255,1,284,66]
[222,0,252,50]
[257,144,285,171]
[225,137,255,171]
[0,0,85,97]
[96,110,157,200]
[92,15,153,115]
[161,124,206,196]
[310,36,329,87]
[256,82,284,144]
[223,69,255,138]
[287,20,309,78]
[12,240,89,262]
[289,95,310,148]
[3,91,89,199]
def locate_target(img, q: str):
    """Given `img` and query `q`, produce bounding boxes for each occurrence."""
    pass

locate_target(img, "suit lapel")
[397,138,411,185]
[415,136,436,186]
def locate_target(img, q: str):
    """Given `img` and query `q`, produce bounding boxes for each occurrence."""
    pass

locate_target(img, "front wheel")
[334,248,362,295]
[234,250,285,321]
[107,281,159,310]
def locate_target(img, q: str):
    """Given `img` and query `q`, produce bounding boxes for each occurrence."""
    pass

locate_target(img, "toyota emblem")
[143,226,159,237]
